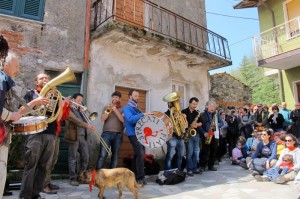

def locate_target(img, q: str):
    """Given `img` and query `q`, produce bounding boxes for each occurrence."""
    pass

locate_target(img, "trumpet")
[104,101,115,115]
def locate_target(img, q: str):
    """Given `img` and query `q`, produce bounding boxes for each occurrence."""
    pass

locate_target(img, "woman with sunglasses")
[272,134,300,184]
[268,105,284,133]
[246,129,277,175]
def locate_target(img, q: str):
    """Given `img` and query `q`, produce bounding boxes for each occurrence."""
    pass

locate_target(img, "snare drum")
[12,116,48,135]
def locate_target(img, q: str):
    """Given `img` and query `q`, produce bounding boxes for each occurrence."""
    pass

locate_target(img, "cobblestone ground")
[4,159,299,199]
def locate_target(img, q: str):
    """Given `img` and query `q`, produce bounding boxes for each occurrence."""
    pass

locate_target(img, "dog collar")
[89,170,96,192]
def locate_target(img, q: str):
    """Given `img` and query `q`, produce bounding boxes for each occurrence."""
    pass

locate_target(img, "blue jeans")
[185,133,200,172]
[96,132,123,169]
[164,136,184,171]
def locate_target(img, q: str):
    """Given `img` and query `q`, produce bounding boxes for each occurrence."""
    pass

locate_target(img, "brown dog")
[79,168,142,199]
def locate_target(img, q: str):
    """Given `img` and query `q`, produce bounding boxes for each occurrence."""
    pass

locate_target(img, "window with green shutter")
[0,0,45,22]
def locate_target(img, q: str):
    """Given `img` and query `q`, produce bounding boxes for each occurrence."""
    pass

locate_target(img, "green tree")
[231,56,280,105]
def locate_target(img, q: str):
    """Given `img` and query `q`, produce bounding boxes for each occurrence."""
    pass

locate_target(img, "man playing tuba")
[164,102,185,171]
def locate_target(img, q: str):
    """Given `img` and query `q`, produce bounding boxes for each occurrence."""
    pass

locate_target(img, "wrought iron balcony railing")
[91,0,231,62]
[253,16,300,61]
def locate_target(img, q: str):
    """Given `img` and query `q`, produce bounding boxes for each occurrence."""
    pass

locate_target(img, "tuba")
[163,92,187,138]
[36,66,76,123]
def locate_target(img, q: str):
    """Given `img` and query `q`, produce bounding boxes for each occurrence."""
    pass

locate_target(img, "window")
[0,0,45,21]
[172,82,186,109]
[283,0,300,38]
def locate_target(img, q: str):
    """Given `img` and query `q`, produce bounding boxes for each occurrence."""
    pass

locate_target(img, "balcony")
[91,0,231,67]
[253,16,300,69]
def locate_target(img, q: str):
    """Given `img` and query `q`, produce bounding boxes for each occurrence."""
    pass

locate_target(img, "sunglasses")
[282,159,289,162]
[285,139,293,142]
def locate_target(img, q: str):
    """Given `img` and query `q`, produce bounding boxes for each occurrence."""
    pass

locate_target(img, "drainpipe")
[278,70,285,102]
[83,0,91,104]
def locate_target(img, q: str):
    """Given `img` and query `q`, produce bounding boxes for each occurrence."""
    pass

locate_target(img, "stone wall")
[0,0,86,95]
[209,73,252,109]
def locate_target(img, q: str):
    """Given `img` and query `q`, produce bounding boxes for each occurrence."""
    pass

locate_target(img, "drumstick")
[21,109,39,116]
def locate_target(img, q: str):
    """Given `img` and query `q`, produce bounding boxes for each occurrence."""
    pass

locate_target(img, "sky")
[205,0,260,74]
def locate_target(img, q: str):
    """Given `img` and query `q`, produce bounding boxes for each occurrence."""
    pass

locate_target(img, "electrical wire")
[206,11,258,21]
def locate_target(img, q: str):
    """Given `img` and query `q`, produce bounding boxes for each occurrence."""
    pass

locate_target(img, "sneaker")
[187,171,194,176]
[48,183,59,190]
[251,171,260,176]
[137,179,145,187]
[273,176,286,184]
[254,175,270,182]
[193,168,202,174]
[69,180,79,186]
[43,185,57,194]
[208,167,217,171]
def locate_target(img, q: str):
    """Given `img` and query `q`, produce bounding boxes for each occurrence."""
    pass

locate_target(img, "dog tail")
[135,180,143,189]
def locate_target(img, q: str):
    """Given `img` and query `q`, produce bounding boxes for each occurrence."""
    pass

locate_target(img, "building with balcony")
[0,0,231,170]
[234,0,300,108]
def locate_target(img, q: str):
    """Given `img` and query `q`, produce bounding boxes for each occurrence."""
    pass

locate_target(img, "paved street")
[4,159,299,199]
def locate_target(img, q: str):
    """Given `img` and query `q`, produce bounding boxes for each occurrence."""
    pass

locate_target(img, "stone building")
[0,0,231,172]
[209,72,252,110]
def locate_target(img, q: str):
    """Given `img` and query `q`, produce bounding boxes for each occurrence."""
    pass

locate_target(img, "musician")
[0,52,23,197]
[123,89,152,186]
[199,100,223,171]
[96,91,124,169]
[164,102,184,171]
[181,97,202,176]
[64,93,95,186]
[290,102,300,142]
[253,103,269,129]
[20,73,62,198]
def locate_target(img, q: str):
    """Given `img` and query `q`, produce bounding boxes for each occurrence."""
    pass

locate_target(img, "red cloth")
[89,170,96,192]
[279,161,294,169]
[208,131,214,136]
[144,154,154,164]
[288,146,296,151]
[0,119,7,144]
[55,103,71,136]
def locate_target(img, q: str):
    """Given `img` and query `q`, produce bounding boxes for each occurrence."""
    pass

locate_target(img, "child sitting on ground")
[232,141,245,165]
[255,154,293,182]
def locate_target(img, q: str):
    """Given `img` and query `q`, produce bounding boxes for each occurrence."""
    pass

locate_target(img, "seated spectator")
[255,154,293,182]
[238,136,249,158]
[268,105,284,132]
[272,134,300,184]
[232,141,244,165]
[252,130,263,151]
[273,132,286,158]
[246,129,277,175]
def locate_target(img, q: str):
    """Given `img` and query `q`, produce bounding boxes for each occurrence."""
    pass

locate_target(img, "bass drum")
[135,111,172,148]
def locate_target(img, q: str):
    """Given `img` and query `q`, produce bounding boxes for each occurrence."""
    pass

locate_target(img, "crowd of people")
[1,34,300,198]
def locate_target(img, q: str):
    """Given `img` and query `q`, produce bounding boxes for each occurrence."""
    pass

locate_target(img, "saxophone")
[183,110,200,142]
[205,113,216,145]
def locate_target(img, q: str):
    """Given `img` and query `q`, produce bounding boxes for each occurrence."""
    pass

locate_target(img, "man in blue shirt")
[123,89,152,186]
[279,102,292,131]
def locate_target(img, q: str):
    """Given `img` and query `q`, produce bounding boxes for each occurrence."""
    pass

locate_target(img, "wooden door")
[115,86,146,166]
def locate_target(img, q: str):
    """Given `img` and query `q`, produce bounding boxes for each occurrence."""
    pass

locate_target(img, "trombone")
[68,99,112,157]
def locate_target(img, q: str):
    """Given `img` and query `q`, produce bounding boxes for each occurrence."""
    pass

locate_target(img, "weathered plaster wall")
[0,0,86,95]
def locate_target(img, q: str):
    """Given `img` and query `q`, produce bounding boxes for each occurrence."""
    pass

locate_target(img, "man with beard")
[123,89,152,186]
[20,73,64,198]
[96,91,124,169]
[199,100,223,172]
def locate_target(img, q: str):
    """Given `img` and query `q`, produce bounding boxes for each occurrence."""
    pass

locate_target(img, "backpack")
[156,169,186,185]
